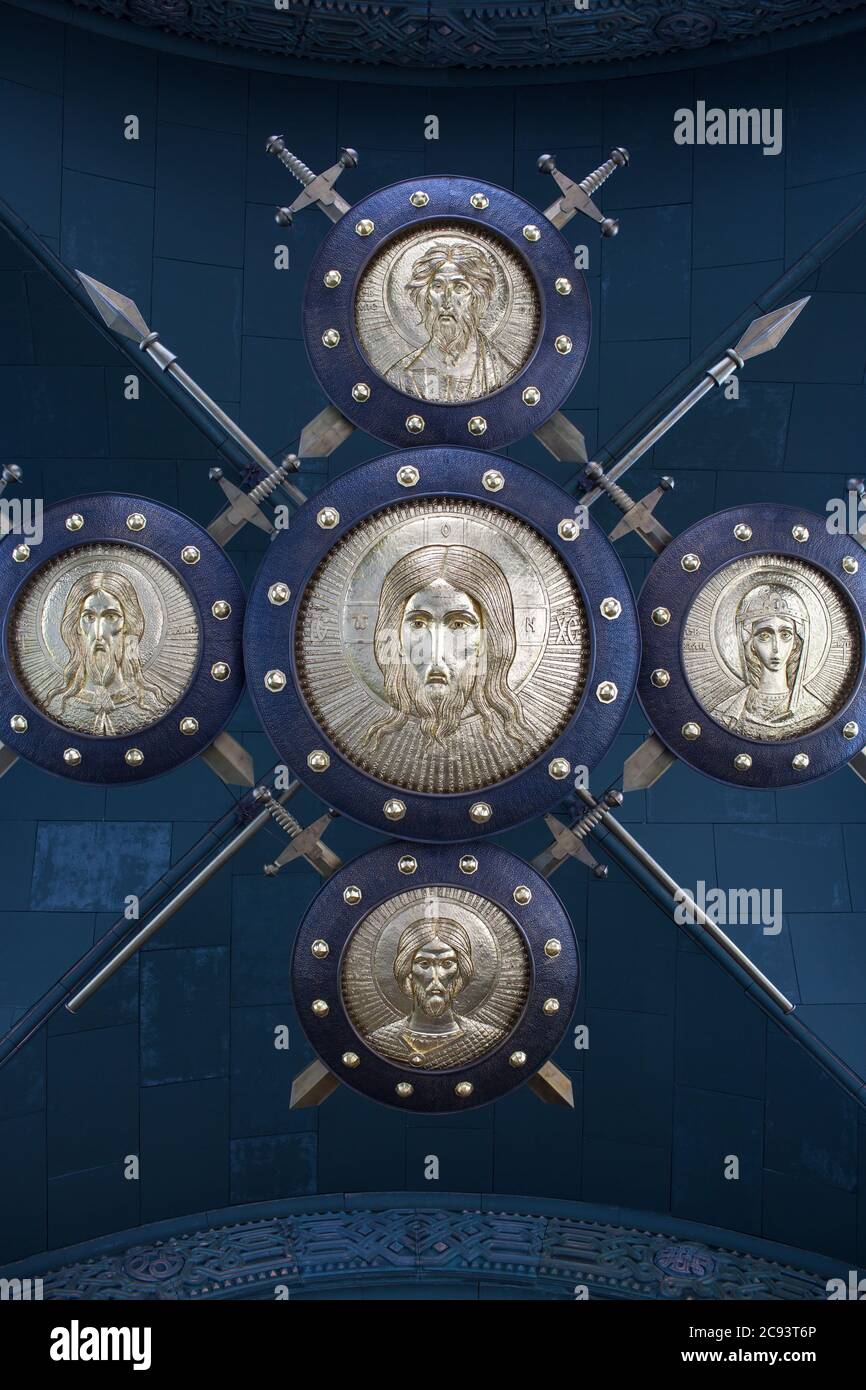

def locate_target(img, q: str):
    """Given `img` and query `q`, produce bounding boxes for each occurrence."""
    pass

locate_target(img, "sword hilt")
[584,461,634,514]
[580,147,629,198]
[572,788,623,841]
[266,135,316,186]
[247,453,299,506]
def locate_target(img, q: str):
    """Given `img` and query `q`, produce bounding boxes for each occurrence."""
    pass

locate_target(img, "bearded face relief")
[341,886,530,1070]
[354,224,540,405]
[9,544,200,737]
[682,555,861,742]
[295,498,589,793]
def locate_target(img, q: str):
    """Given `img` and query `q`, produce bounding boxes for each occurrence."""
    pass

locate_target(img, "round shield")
[244,447,639,840]
[303,177,590,452]
[0,493,245,783]
[293,840,579,1112]
[637,504,866,787]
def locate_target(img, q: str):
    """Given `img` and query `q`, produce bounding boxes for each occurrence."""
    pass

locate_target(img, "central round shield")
[244,448,640,840]
[295,496,589,793]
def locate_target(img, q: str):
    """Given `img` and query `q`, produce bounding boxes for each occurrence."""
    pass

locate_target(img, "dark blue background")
[1,0,866,1273]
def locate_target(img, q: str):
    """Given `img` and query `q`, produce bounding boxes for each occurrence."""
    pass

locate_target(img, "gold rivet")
[398,855,417,875]
[264,668,286,692]
[792,752,810,771]
[343,885,362,905]
[323,269,342,288]
[311,999,329,1018]
[307,749,330,772]
[682,721,701,741]
[513,885,532,905]
[601,597,621,620]
[792,525,810,543]
[384,799,406,821]
[558,518,579,541]
[468,416,487,436]
[181,545,200,565]
[126,513,146,532]
[522,385,541,406]
[482,469,504,492]
[397,465,419,487]
[10,715,27,733]
[555,277,572,295]
[180,717,199,736]
[211,662,230,682]
[352,382,370,403]
[469,801,491,824]
[681,553,701,572]
[543,998,560,1016]
[355,218,374,236]
[734,523,753,542]
[544,938,562,959]
[523,224,541,242]
[63,747,81,767]
[459,854,478,875]
[65,513,84,532]
[268,583,289,606]
[409,190,429,207]
[342,1051,360,1068]
[843,555,859,574]
[555,335,572,354]
[211,599,231,619]
[311,939,330,959]
[469,192,489,210]
[322,328,340,349]
[405,414,425,435]
[651,668,671,688]
[509,1051,527,1068]
[596,681,618,703]
[843,721,859,740]
[317,507,339,529]
[125,748,144,767]
[733,753,752,772]
[455,1081,474,1098]
[395,1081,414,1098]
[12,544,30,562]
[548,757,570,780]
[651,607,671,626]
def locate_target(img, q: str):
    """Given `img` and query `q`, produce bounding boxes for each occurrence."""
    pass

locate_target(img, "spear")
[76,272,306,507]
[578,298,810,517]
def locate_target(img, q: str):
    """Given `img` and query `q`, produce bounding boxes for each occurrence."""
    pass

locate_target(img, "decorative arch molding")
[8,0,866,81]
[2,1195,852,1300]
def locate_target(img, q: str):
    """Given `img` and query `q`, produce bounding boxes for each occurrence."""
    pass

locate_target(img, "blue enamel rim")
[637,503,866,788]
[303,176,591,451]
[244,447,640,841]
[0,493,246,784]
[292,841,579,1113]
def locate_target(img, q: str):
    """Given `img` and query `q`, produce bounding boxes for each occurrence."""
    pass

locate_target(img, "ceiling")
[38,0,866,71]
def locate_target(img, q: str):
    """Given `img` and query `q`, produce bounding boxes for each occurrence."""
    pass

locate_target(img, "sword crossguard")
[539,147,629,235]
[267,136,357,225]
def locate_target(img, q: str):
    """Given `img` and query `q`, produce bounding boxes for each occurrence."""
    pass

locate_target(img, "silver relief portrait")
[354,224,540,404]
[9,543,201,736]
[296,498,589,793]
[341,885,530,1069]
[682,554,861,741]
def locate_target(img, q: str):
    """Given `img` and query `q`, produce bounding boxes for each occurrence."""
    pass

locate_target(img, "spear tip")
[734,296,810,362]
[76,271,150,343]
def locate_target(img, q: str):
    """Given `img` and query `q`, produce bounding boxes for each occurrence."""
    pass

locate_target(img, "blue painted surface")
[1,3,866,1282]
